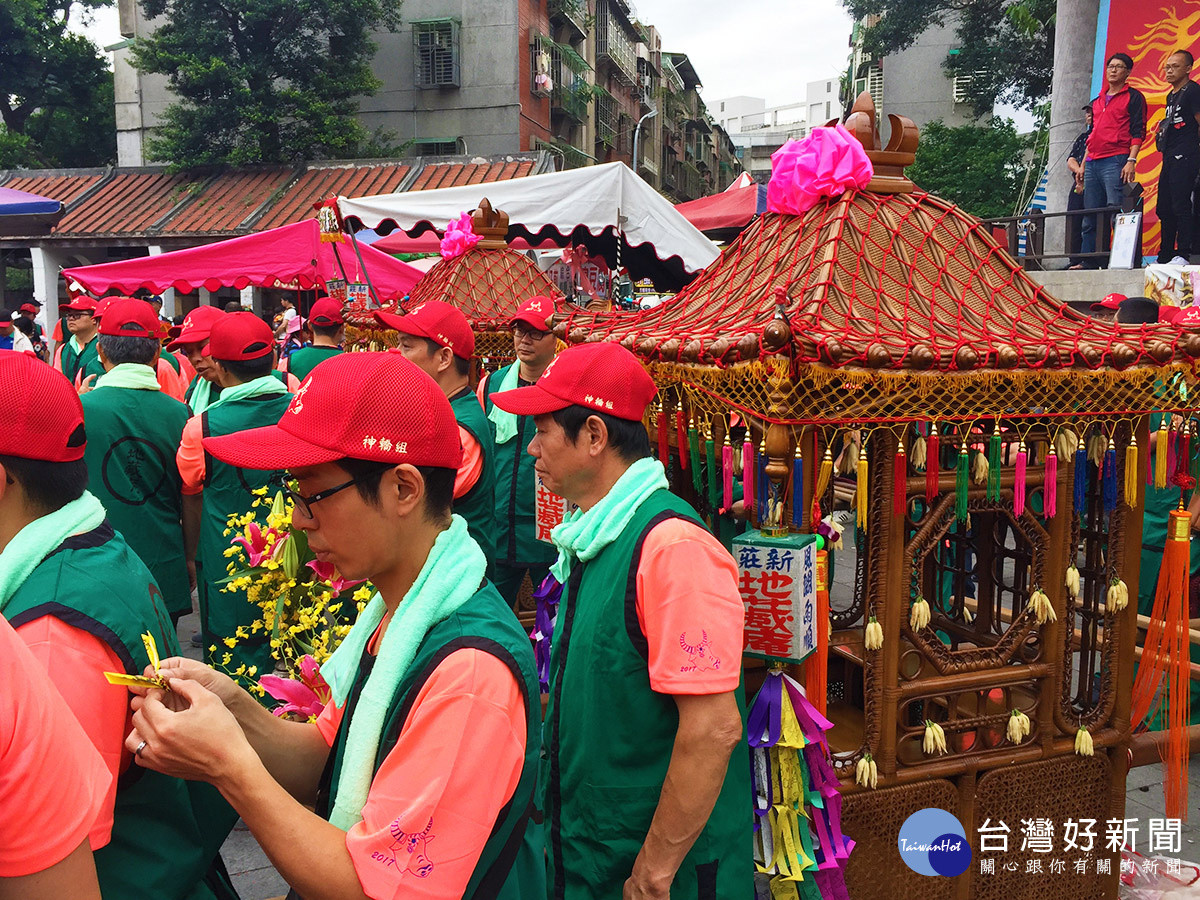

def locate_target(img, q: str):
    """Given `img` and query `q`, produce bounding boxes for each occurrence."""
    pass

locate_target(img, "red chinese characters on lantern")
[535,473,577,543]
[735,536,817,663]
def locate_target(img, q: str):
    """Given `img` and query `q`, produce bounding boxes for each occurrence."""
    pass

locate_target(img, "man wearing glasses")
[1157,50,1200,265]
[1075,52,1147,269]
[55,296,106,384]
[176,313,292,685]
[478,296,561,605]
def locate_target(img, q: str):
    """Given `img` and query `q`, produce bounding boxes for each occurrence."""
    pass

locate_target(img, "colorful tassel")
[1156,419,1170,489]
[1125,437,1139,509]
[1102,438,1117,514]
[743,436,755,514]
[1044,446,1058,519]
[792,446,803,528]
[894,441,907,519]
[757,441,769,522]
[955,444,969,521]
[656,403,669,465]
[721,433,733,513]
[815,447,833,500]
[925,424,940,502]
[1178,426,1191,481]
[1168,425,1179,482]
[1073,443,1087,514]
[987,431,1002,502]
[704,430,718,513]
[808,550,829,714]
[1013,441,1027,516]
[1131,508,1192,819]
[687,417,702,496]
[856,441,869,530]
[675,409,688,471]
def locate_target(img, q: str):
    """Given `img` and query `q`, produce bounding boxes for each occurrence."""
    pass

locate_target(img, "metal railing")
[980,202,1140,270]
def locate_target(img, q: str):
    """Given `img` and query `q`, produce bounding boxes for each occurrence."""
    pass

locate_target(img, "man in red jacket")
[1075,52,1147,269]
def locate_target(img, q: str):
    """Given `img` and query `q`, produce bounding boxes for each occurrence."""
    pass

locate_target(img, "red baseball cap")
[376,301,475,359]
[512,295,555,331]
[1164,305,1200,327]
[309,297,344,327]
[0,320,12,334]
[202,351,462,470]
[98,297,163,338]
[1092,292,1126,311]
[62,296,98,313]
[167,305,225,349]
[19,303,38,314]
[491,342,656,420]
[0,353,86,462]
[208,311,275,361]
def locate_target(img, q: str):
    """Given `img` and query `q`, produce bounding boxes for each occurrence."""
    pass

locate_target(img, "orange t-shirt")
[453,425,483,499]
[635,517,744,695]
[16,616,130,850]
[156,356,186,401]
[315,645,526,900]
[0,614,112,876]
[178,414,206,495]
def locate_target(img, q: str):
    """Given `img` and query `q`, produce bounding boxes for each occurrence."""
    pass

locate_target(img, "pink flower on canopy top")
[260,655,332,719]
[767,124,874,216]
[439,211,481,260]
[306,558,367,596]
[233,522,275,567]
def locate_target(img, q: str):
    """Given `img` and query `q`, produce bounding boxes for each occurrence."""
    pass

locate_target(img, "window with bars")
[413,20,460,88]
[953,72,984,104]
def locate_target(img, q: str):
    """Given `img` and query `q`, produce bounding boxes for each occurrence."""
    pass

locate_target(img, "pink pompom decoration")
[440,211,481,260]
[767,124,874,216]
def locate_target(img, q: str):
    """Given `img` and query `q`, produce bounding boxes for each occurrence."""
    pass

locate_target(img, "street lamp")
[632,107,658,177]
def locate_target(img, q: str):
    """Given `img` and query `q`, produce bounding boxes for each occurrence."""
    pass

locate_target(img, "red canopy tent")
[674,179,767,242]
[61,219,423,300]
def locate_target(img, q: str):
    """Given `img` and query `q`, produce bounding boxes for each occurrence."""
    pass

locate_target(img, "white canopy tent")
[336,162,720,291]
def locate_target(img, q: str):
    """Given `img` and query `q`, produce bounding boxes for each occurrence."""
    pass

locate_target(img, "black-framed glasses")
[287,474,371,518]
[514,323,550,341]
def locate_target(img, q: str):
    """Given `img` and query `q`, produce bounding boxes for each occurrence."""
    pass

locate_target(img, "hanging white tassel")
[1007,709,1032,744]
[864,616,883,650]
[972,451,989,486]
[855,752,878,789]
[1056,428,1079,461]
[1074,726,1094,757]
[1106,578,1129,612]
[1065,565,1081,600]
[910,435,927,470]
[923,720,948,756]
[1027,586,1056,625]
[909,595,931,631]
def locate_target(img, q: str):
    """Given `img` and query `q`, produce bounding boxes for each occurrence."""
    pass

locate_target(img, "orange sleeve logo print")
[385,816,436,878]
[678,629,720,673]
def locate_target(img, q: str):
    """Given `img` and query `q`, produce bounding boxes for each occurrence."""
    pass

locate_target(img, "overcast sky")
[632,0,854,107]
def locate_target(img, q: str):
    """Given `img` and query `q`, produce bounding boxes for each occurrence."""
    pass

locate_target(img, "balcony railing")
[548,0,587,39]
[596,1,637,85]
[595,92,618,147]
[551,76,591,123]
[536,137,595,171]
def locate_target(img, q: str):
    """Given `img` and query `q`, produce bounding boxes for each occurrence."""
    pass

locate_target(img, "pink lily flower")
[306,559,367,596]
[260,655,331,719]
[233,522,273,567]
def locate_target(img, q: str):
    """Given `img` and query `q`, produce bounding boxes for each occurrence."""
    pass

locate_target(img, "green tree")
[845,0,1054,115]
[131,0,404,166]
[0,0,116,167]
[906,118,1031,220]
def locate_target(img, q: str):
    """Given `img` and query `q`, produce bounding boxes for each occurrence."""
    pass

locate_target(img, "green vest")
[319,583,544,900]
[198,391,292,684]
[450,387,498,563]
[61,334,104,382]
[81,385,192,618]
[287,345,342,382]
[543,489,752,900]
[4,524,237,900]
[482,364,558,567]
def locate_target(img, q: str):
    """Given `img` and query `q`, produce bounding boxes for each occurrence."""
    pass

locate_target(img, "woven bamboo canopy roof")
[560,95,1197,427]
